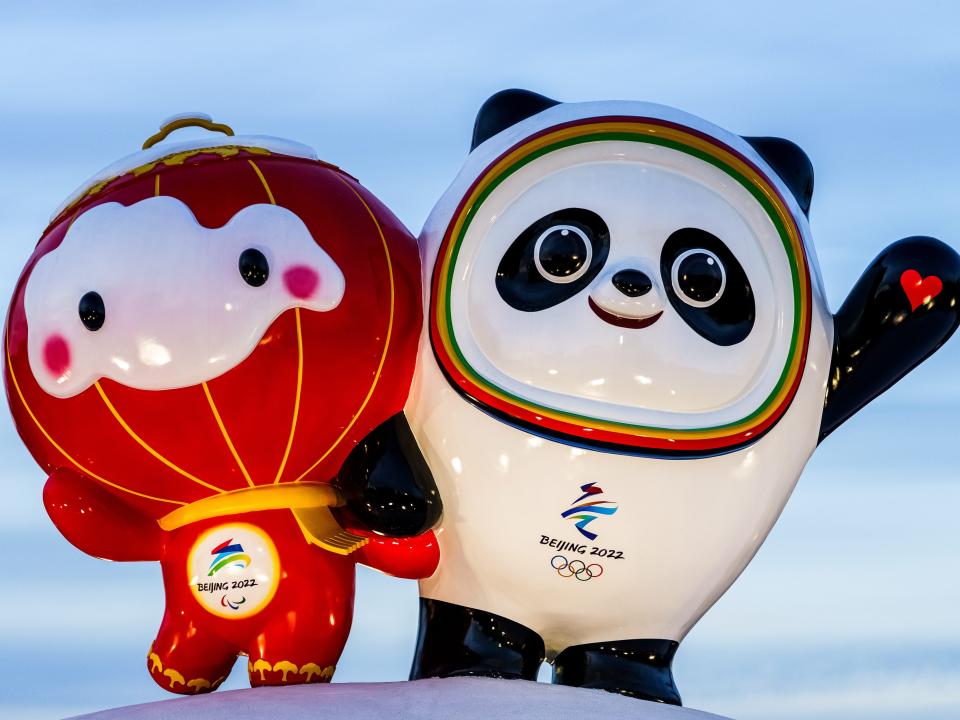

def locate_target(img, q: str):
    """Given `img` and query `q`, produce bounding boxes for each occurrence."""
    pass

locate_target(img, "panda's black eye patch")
[660,228,754,346]
[497,209,609,312]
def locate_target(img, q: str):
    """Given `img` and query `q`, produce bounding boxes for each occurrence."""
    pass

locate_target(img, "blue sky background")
[2,2,959,718]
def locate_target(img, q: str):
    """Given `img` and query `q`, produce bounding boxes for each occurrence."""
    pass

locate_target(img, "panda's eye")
[497,208,610,312]
[660,228,754,346]
[671,249,726,307]
[239,248,269,287]
[534,225,592,283]
[78,291,105,332]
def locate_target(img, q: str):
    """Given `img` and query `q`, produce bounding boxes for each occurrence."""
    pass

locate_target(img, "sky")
[1,1,959,718]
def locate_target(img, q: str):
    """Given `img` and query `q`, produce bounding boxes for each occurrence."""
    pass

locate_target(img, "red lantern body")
[5,125,438,693]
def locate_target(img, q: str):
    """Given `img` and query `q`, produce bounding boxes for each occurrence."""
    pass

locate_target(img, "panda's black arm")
[334,412,442,536]
[819,236,960,442]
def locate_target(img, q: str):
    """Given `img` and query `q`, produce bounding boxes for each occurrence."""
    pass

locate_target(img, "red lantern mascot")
[3,116,442,694]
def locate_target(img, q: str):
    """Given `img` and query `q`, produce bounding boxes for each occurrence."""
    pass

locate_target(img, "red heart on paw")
[900,269,943,311]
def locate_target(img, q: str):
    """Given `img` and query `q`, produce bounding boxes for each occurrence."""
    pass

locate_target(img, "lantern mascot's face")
[406,90,960,704]
[4,116,441,694]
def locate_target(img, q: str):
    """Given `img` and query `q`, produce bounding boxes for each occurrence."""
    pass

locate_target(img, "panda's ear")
[742,137,814,216]
[471,89,560,151]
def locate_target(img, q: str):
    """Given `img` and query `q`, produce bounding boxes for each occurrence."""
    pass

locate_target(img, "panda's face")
[441,137,803,434]
[495,205,755,344]
[24,196,345,398]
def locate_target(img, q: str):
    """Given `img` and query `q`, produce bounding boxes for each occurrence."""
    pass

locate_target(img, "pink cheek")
[43,335,71,377]
[283,265,320,299]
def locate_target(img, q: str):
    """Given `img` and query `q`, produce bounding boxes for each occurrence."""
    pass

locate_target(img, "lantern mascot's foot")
[147,644,335,694]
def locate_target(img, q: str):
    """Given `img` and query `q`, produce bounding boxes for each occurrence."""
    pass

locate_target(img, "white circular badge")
[187,523,280,619]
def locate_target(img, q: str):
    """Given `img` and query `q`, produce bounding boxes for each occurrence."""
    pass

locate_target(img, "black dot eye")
[672,249,726,307]
[535,225,592,283]
[239,248,269,287]
[78,291,105,331]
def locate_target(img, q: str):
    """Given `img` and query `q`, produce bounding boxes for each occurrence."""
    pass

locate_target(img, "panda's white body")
[407,100,834,655]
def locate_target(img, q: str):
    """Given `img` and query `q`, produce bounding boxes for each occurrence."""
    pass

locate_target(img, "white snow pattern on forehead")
[25,196,345,398]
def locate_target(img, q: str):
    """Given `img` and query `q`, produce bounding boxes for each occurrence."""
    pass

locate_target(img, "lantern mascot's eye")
[4,115,441,694]
[405,89,960,706]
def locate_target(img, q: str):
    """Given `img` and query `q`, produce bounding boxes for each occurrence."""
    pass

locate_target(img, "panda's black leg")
[409,599,545,681]
[552,639,682,705]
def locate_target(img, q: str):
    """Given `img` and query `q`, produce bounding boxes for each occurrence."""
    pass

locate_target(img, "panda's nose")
[588,260,664,329]
[612,269,652,297]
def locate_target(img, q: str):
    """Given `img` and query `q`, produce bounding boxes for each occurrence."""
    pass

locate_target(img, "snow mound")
[72,677,731,720]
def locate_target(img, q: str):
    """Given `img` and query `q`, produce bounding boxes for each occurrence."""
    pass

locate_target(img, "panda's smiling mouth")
[588,297,663,329]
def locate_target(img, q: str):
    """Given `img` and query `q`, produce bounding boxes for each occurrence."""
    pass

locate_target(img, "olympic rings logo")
[551,555,603,582]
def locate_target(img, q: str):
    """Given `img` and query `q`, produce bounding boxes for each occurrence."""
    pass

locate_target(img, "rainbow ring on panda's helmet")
[429,116,812,457]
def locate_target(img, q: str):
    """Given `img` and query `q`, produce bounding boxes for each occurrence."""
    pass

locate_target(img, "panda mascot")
[406,89,960,704]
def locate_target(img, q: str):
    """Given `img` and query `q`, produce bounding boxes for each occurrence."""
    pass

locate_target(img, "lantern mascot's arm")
[43,467,163,561]
[335,412,442,538]
[820,236,960,441]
